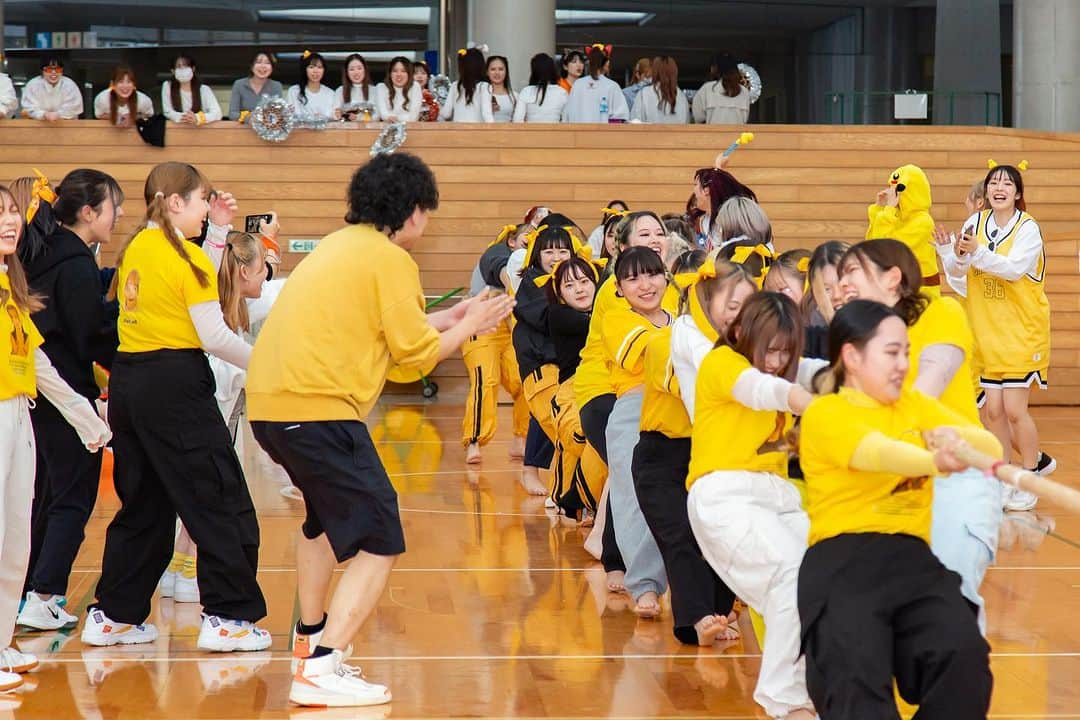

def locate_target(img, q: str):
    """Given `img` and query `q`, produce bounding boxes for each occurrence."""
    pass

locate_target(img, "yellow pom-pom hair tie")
[987,158,1029,171]
[721,131,755,159]
[490,223,518,247]
[796,257,810,274]
[458,48,467,57]
[302,50,312,60]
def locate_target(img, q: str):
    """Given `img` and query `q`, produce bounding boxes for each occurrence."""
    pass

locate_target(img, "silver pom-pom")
[371,122,407,157]
[738,63,762,104]
[250,97,329,142]
[430,74,451,105]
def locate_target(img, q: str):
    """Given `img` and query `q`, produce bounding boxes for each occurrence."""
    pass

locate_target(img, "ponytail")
[218,231,262,332]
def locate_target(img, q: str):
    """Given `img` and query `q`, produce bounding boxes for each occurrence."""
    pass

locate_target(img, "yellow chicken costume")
[866,164,941,296]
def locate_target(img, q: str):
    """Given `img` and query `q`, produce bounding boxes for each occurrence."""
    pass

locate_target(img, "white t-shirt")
[562,75,629,123]
[512,84,568,123]
[491,90,516,123]
[630,84,689,124]
[375,82,423,122]
[94,89,154,122]
[334,84,379,120]
[22,76,84,119]
[439,81,494,122]
[161,81,223,123]
[287,84,337,121]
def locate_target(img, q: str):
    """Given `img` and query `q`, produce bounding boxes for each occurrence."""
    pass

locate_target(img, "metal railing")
[825,90,1003,126]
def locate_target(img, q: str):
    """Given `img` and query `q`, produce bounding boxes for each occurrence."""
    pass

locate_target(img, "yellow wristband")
[197,111,206,125]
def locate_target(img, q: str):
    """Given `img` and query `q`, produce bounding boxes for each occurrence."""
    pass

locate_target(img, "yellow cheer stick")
[721,132,754,159]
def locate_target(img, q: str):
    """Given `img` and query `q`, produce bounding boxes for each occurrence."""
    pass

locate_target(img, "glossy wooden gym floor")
[8,401,1079,719]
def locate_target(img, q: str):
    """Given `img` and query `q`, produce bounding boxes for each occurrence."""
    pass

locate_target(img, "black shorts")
[251,420,405,561]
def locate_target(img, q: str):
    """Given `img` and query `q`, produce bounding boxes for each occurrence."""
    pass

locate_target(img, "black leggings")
[580,394,623,574]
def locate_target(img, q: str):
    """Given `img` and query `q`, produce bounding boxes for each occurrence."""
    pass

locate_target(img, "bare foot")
[695,614,733,646]
[606,570,626,593]
[518,466,548,496]
[465,443,482,465]
[634,591,661,619]
[509,435,525,459]
[578,508,595,527]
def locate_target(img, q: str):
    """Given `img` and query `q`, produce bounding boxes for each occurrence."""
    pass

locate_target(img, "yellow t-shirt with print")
[117,227,219,353]
[687,345,793,488]
[800,387,976,546]
[640,327,691,439]
[907,295,979,424]
[0,271,44,400]
[600,305,669,397]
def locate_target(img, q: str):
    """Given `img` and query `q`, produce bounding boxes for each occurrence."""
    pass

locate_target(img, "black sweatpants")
[94,350,266,624]
[523,417,554,469]
[633,431,736,644]
[25,397,103,596]
[580,394,623,574]
[799,533,992,720]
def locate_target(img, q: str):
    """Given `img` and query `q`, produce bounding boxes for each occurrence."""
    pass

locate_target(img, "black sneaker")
[1035,451,1057,476]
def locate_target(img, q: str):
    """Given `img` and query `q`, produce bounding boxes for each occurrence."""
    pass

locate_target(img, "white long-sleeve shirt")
[0,74,18,119]
[286,84,336,121]
[440,81,494,122]
[630,84,689,124]
[691,82,749,125]
[93,89,154,123]
[491,90,516,122]
[21,76,83,119]
[161,81,222,123]
[375,82,422,122]
[939,211,1044,283]
[512,84,568,123]
[562,75,629,123]
[334,84,379,120]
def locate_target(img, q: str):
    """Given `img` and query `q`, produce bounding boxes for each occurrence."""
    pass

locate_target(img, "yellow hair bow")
[25,168,56,223]
[796,257,810,273]
[458,48,467,57]
[490,224,517,247]
[988,158,1030,171]
[730,243,775,289]
[534,254,601,292]
[673,258,717,290]
[302,50,312,59]
[601,207,629,218]
[574,243,608,268]
[521,224,548,267]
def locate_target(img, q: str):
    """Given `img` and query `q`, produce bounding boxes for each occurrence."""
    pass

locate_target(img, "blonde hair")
[714,196,772,251]
[8,177,35,218]
[0,185,44,312]
[116,162,212,288]
[679,259,754,320]
[967,180,986,204]
[218,231,264,333]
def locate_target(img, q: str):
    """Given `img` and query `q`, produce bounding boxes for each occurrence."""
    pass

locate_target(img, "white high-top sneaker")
[290,650,391,707]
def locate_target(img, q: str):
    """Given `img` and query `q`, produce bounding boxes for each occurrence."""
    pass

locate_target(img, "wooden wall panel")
[3,121,1079,404]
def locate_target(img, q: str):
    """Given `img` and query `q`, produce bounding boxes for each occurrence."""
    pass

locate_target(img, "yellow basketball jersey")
[965,210,1050,374]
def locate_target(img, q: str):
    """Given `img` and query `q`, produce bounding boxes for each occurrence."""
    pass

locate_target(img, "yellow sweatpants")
[552,379,606,511]
[461,324,530,448]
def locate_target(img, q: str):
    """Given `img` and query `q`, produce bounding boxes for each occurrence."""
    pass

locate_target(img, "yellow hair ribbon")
[25,168,56,223]
[601,207,630,219]
[986,159,998,169]
[796,257,810,273]
[302,50,312,60]
[688,280,720,343]
[987,158,1029,171]
[1018,159,1029,171]
[730,243,775,289]
[490,223,517,247]
[458,48,467,57]
[521,224,548,267]
[673,257,717,291]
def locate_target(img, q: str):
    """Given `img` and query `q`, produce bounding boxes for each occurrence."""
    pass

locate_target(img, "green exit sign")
[287,239,320,254]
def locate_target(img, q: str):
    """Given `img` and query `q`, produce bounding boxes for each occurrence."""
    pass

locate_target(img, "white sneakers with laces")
[196,615,272,652]
[291,649,391,707]
[0,646,38,691]
[80,609,159,646]
[17,592,78,630]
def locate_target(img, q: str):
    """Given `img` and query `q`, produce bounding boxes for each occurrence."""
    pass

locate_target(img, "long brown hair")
[109,66,139,125]
[721,291,803,382]
[218,231,264,332]
[115,162,212,288]
[341,53,370,104]
[170,54,203,113]
[840,239,927,327]
[386,56,414,110]
[651,56,679,113]
[0,185,44,312]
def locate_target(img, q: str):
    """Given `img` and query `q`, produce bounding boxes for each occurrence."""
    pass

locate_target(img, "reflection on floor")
[8,401,1080,718]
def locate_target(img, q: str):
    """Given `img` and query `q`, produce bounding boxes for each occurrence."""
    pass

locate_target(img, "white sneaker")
[80,609,159,646]
[290,650,391,707]
[196,615,272,652]
[173,573,200,604]
[0,668,20,692]
[1004,486,1038,512]
[0,646,37,674]
[17,592,78,631]
[159,570,176,598]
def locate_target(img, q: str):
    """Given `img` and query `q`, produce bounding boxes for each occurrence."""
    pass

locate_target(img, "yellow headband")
[987,158,1029,171]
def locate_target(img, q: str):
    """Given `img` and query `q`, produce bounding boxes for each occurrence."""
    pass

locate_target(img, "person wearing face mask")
[94,66,154,127]
[21,54,83,121]
[16,170,124,631]
[162,55,222,125]
[229,51,283,122]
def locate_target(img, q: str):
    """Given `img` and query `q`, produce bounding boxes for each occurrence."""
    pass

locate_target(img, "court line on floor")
[66,565,1080,574]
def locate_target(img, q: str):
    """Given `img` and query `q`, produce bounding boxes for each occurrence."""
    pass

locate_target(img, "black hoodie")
[24,226,119,400]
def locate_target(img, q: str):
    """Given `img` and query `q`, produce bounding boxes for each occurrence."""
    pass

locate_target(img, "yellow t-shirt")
[601,305,669,397]
[0,271,44,400]
[117,227,219,353]
[800,387,975,546]
[575,279,678,409]
[687,346,793,487]
[640,326,691,439]
[907,295,979,423]
[247,223,441,423]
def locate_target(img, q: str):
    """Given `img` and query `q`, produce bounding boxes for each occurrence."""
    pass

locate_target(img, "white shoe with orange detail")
[80,609,159,646]
[196,614,272,652]
[290,650,390,707]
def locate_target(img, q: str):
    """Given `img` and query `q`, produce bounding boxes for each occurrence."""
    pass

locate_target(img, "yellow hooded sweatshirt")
[866,164,941,295]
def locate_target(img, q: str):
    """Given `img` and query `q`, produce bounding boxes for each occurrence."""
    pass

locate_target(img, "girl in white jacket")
[440,48,494,123]
[563,46,628,123]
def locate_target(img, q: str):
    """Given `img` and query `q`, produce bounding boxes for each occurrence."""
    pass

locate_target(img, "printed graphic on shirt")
[757,411,788,455]
[123,270,140,313]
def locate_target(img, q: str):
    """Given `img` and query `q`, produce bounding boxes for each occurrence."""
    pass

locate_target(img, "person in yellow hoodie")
[246,153,514,708]
[866,164,941,295]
